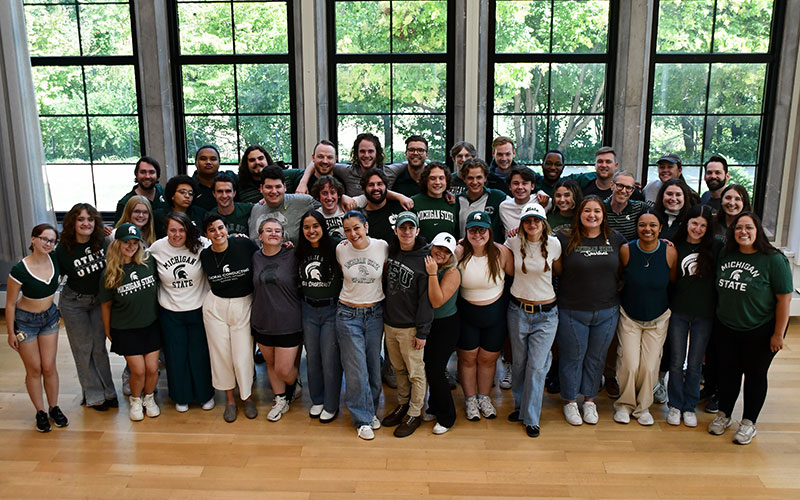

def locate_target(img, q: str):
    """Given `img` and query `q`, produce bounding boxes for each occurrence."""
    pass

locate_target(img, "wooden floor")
[1,318,799,499]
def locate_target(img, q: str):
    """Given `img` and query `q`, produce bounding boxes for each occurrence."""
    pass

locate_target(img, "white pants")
[202,292,254,400]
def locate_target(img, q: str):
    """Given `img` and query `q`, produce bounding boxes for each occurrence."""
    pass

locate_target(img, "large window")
[328,0,453,163]
[488,0,616,172]
[644,0,783,204]
[24,0,143,213]
[171,0,296,172]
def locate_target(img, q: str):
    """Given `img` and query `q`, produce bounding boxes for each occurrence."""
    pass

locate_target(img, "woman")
[505,203,561,437]
[112,195,157,245]
[456,211,513,422]
[199,214,259,422]
[6,224,68,432]
[423,232,461,435]
[311,175,346,240]
[381,212,434,438]
[666,204,721,427]
[548,179,583,235]
[411,162,459,242]
[252,217,302,422]
[149,211,215,413]
[555,196,625,426]
[298,210,343,423]
[715,184,752,239]
[613,210,678,426]
[708,212,792,445]
[162,175,208,229]
[237,145,274,203]
[55,204,117,411]
[99,223,161,422]
[654,178,694,242]
[336,210,389,440]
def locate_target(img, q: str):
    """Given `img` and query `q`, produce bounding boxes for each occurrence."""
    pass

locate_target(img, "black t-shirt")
[55,241,106,295]
[366,199,403,243]
[199,237,258,298]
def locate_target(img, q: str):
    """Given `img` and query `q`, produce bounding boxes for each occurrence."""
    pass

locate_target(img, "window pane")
[178,2,233,55]
[392,114,446,162]
[93,164,135,212]
[184,115,238,164]
[337,115,390,162]
[393,63,446,113]
[713,0,773,53]
[182,65,235,114]
[656,0,713,53]
[494,63,549,114]
[707,63,766,114]
[240,115,292,164]
[495,1,550,54]
[391,1,447,53]
[24,5,79,57]
[337,63,391,114]
[237,64,290,114]
[233,2,288,54]
[649,115,704,165]
[549,63,605,114]
[704,115,761,165]
[550,115,604,165]
[79,4,133,56]
[31,66,85,115]
[728,166,755,199]
[85,66,137,115]
[45,164,95,211]
[652,63,708,114]
[40,117,89,163]
[493,114,547,165]
[552,1,609,53]
[336,1,391,53]
[89,116,140,162]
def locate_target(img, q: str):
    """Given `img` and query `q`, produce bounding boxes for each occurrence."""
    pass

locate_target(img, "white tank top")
[459,255,505,302]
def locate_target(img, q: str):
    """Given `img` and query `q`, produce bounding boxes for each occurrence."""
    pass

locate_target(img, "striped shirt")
[603,198,653,242]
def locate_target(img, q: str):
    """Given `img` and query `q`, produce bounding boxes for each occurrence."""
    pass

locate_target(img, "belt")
[511,297,557,314]
[303,296,336,307]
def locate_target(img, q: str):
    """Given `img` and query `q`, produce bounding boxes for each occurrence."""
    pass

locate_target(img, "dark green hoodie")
[384,241,434,339]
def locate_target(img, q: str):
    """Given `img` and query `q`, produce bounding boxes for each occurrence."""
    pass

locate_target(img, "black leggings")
[424,313,460,428]
[715,319,778,423]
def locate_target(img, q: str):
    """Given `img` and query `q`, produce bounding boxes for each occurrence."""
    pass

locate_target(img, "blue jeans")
[507,302,558,426]
[302,300,342,414]
[336,302,383,427]
[667,312,713,412]
[557,306,619,401]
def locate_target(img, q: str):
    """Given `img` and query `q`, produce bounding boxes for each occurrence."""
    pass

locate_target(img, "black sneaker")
[394,415,421,438]
[508,410,522,423]
[105,397,119,408]
[36,410,51,432]
[382,403,410,427]
[89,400,109,411]
[525,425,540,438]
[49,406,69,427]
[704,395,719,414]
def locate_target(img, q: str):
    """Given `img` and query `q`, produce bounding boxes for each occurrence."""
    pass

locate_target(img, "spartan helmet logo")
[222,264,231,273]
[305,262,322,281]
[128,225,137,235]
[444,236,452,243]
[129,271,139,281]
[730,270,744,281]
[358,265,369,277]
[173,264,188,280]
[85,247,93,255]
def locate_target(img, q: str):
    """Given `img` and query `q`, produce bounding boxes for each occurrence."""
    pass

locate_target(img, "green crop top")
[9,253,60,299]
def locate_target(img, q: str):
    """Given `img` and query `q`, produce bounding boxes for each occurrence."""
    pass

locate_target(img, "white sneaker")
[142,393,160,418]
[637,410,654,426]
[653,377,667,404]
[477,395,497,419]
[733,419,757,445]
[708,412,732,435]
[320,409,337,422]
[613,409,630,424]
[201,397,216,411]
[465,396,480,421]
[357,424,375,440]
[563,402,582,426]
[667,407,681,426]
[129,396,144,421]
[175,403,189,413]
[499,361,512,390]
[309,404,324,418]
[582,401,598,425]
[432,423,450,435]
[267,395,289,422]
[371,415,381,430]
[682,411,698,428]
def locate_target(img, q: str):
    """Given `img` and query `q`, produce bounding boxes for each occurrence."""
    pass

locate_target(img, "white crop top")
[505,235,560,302]
[459,255,505,302]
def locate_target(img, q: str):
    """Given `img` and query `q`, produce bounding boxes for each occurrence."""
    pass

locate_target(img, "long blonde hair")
[116,195,156,246]
[518,218,552,273]
[104,239,148,289]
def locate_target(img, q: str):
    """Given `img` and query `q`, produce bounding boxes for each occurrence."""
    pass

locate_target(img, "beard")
[366,188,387,205]
[706,178,725,191]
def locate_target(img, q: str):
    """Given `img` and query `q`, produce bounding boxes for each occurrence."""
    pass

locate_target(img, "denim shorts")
[14,303,60,344]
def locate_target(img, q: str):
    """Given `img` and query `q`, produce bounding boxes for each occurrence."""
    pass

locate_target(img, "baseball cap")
[658,153,682,165]
[465,211,491,229]
[430,232,456,254]
[116,223,143,242]
[395,211,419,227]
[520,202,546,222]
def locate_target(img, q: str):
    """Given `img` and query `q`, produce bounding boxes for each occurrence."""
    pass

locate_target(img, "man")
[700,155,730,212]
[643,152,682,203]
[604,170,653,242]
[456,158,508,242]
[583,146,644,201]
[284,140,340,193]
[248,165,316,245]
[115,156,169,224]
[209,173,253,236]
[297,133,386,197]
[192,144,238,211]
[448,141,477,196]
[499,166,537,239]
[236,145,273,203]
[383,135,430,197]
[535,149,595,198]
[361,169,404,243]
[487,136,524,194]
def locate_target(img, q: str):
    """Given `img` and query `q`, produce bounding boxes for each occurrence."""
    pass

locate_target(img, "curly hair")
[61,203,104,254]
[350,133,384,169]
[418,162,451,195]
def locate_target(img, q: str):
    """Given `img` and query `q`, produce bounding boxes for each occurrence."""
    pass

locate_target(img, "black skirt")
[111,320,161,356]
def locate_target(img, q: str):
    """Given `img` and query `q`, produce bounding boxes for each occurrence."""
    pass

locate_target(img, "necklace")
[637,240,658,268]
[213,246,229,268]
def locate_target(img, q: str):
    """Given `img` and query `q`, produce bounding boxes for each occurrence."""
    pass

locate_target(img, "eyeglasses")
[407,148,428,154]
[38,236,57,246]
[614,183,635,192]
[467,227,488,235]
[177,189,194,196]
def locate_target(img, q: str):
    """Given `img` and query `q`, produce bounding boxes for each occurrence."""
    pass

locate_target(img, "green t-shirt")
[716,248,794,330]
[433,268,459,319]
[55,241,106,295]
[282,168,306,194]
[211,202,253,236]
[114,184,169,225]
[98,256,158,329]
[199,237,258,298]
[298,247,343,300]
[9,253,60,300]
[411,193,459,242]
[547,212,573,236]
[670,238,723,318]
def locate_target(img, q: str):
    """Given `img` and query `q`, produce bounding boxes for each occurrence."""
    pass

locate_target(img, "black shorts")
[253,330,303,348]
[111,321,161,356]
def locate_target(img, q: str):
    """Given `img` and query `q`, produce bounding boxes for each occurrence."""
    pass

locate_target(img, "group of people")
[5,135,792,446]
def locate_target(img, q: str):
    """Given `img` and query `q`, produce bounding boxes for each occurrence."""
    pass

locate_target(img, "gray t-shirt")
[251,246,301,336]
[248,193,317,245]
